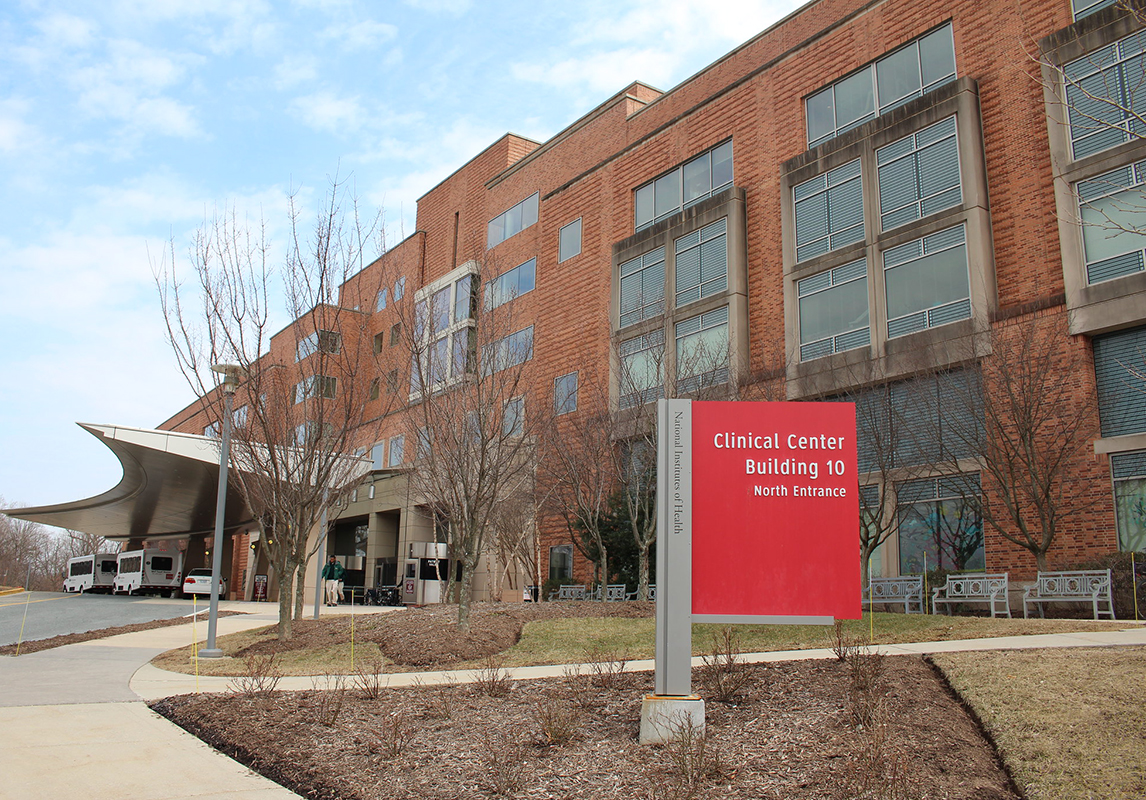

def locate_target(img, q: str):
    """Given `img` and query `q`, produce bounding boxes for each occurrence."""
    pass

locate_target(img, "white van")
[113,549,184,596]
[63,554,120,594]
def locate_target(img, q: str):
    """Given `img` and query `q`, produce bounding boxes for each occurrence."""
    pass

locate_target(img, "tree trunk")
[276,566,294,640]
[293,560,306,619]
[637,542,650,601]
[599,547,610,604]
[456,558,476,631]
[1036,549,1049,572]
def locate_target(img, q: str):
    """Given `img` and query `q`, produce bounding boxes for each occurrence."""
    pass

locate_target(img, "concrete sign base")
[639,694,706,745]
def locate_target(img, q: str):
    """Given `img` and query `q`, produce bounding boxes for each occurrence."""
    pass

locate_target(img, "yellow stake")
[1133,552,1140,623]
[15,572,32,656]
[350,593,356,673]
[193,595,199,693]
[868,560,874,642]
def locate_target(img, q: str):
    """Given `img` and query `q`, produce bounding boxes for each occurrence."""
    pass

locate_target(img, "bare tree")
[397,256,540,630]
[943,313,1100,571]
[154,178,393,639]
[485,484,537,601]
[0,501,117,591]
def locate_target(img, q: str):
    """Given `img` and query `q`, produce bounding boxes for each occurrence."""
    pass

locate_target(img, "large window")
[549,545,573,581]
[484,326,534,374]
[1064,29,1146,160]
[806,24,956,147]
[675,306,729,394]
[1112,450,1146,552]
[798,259,870,360]
[878,116,961,231]
[295,329,341,362]
[376,287,388,311]
[1074,0,1119,19]
[388,435,405,467]
[618,330,664,409]
[485,257,536,310]
[412,268,478,396]
[1094,325,1146,437]
[674,218,728,306]
[635,141,733,229]
[1077,161,1146,284]
[293,375,337,403]
[488,192,539,249]
[794,159,864,262]
[883,224,970,338]
[896,474,984,574]
[619,246,666,327]
[559,218,582,263]
[502,396,524,438]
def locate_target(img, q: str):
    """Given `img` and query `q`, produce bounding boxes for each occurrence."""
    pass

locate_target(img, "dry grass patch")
[931,646,1146,800]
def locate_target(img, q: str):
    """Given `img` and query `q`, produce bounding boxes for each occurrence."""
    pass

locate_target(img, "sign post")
[641,399,860,744]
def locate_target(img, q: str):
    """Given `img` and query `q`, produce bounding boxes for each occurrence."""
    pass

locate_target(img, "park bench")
[861,576,925,614]
[1023,569,1115,620]
[932,572,1011,618]
[625,584,656,601]
[604,584,628,602]
[548,584,588,601]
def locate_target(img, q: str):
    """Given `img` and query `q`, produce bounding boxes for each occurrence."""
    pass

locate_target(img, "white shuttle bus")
[63,554,120,593]
[113,549,184,596]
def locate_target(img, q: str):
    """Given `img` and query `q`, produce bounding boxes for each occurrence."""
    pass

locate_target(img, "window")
[502,396,524,438]
[412,267,478,395]
[559,218,582,262]
[386,369,398,394]
[390,322,401,346]
[371,442,385,469]
[376,287,388,311]
[554,372,578,415]
[883,224,970,338]
[794,159,864,262]
[394,276,405,301]
[369,378,380,400]
[293,375,337,403]
[151,556,174,572]
[373,332,385,354]
[806,24,956,147]
[635,141,733,229]
[798,259,870,360]
[294,421,331,445]
[295,330,341,362]
[1073,0,1119,19]
[204,422,220,438]
[388,435,405,467]
[1077,161,1146,284]
[484,326,534,373]
[488,192,539,248]
[896,473,984,573]
[417,426,432,460]
[674,218,728,306]
[1063,29,1146,160]
[675,306,729,393]
[618,330,664,409]
[878,116,961,231]
[619,246,666,327]
[549,544,573,581]
[1112,450,1146,552]
[486,257,536,310]
[1094,325,1146,437]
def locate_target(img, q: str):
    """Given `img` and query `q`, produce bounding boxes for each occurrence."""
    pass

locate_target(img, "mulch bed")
[153,654,1020,799]
[0,610,245,656]
[241,602,655,667]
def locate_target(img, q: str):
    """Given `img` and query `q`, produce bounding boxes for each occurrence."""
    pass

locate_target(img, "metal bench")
[1023,569,1115,620]
[604,584,628,602]
[932,572,1011,618]
[548,584,588,601]
[625,584,656,601]
[861,576,924,614]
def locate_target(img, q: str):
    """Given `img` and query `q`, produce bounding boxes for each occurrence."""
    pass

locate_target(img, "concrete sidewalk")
[3,608,1145,800]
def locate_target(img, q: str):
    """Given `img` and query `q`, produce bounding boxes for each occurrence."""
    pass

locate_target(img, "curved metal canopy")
[6,423,254,541]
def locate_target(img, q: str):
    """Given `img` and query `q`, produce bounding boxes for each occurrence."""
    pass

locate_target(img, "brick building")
[33,0,1145,601]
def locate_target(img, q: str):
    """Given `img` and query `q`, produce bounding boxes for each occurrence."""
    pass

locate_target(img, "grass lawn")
[150,609,1132,676]
[932,646,1146,800]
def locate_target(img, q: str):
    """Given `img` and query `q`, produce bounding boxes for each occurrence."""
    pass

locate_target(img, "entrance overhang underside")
[7,423,254,541]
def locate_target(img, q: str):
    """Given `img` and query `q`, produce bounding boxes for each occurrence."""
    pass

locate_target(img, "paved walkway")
[2,600,1145,800]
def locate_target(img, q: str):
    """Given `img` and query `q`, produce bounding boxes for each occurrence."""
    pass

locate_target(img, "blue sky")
[0,0,801,513]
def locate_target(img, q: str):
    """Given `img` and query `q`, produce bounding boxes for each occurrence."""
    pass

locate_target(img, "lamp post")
[199,363,245,659]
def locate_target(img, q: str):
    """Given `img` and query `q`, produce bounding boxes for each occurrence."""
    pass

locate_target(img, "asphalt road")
[0,592,202,647]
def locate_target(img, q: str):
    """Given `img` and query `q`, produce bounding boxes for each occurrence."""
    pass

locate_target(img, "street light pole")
[199,364,244,659]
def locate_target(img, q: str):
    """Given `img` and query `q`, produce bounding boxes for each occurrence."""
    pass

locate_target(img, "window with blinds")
[1111,449,1146,552]
[878,116,961,231]
[1063,29,1146,160]
[794,159,864,262]
[674,218,728,307]
[675,305,729,393]
[618,330,665,409]
[1094,325,1146,437]
[1077,161,1146,284]
[619,247,666,328]
[883,224,970,338]
[798,258,870,360]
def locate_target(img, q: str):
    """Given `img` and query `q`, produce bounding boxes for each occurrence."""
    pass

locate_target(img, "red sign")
[690,401,860,619]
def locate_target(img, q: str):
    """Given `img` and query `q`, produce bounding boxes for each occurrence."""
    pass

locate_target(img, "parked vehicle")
[63,554,119,593]
[113,549,183,596]
[181,568,227,599]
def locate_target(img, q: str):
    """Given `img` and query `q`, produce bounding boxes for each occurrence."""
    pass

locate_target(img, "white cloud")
[273,54,319,89]
[0,98,40,154]
[289,91,366,133]
[402,0,472,15]
[320,20,399,51]
[34,12,98,50]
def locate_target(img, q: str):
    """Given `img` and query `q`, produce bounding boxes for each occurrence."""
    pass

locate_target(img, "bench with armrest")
[547,584,588,601]
[1023,569,1115,620]
[625,584,657,601]
[861,576,925,614]
[932,573,1011,618]
[604,584,628,602]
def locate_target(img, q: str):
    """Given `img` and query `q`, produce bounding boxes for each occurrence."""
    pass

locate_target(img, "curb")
[0,588,25,597]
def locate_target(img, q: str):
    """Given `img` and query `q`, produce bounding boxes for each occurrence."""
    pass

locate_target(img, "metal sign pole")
[654,398,693,697]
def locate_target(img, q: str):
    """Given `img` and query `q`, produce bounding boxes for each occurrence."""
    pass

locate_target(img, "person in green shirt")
[321,556,345,606]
